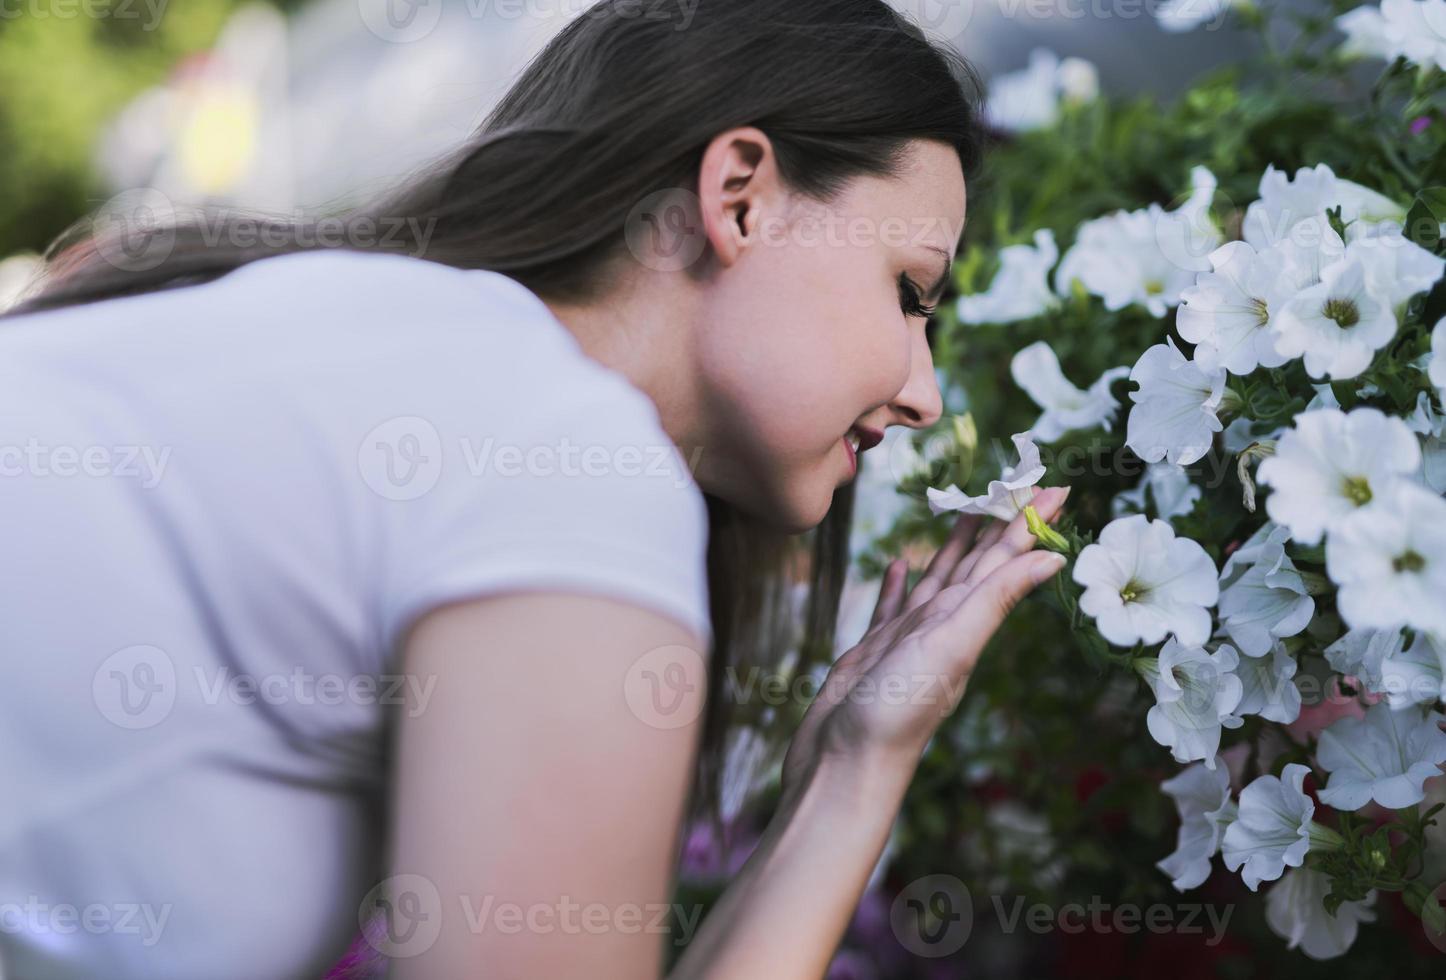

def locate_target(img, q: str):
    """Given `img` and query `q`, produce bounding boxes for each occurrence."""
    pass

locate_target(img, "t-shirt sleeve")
[372,375,714,657]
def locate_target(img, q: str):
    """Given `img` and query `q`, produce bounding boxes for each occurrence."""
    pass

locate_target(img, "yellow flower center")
[1394,550,1426,573]
[1322,297,1360,329]
[1341,475,1372,506]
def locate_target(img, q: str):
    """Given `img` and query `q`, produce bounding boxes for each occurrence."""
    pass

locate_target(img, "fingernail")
[1033,553,1068,584]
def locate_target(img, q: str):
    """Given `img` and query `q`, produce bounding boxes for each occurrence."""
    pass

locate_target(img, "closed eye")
[899,274,938,319]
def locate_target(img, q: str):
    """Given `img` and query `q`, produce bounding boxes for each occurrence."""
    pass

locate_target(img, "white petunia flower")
[1124,339,1230,466]
[1231,641,1303,724]
[1265,867,1377,960]
[1242,163,1406,254]
[1010,340,1129,442]
[1317,702,1446,810]
[1157,760,1236,891]
[1336,4,1397,61]
[1273,252,1398,380]
[1322,625,1446,706]
[1335,0,1446,71]
[1345,221,1445,311]
[1376,630,1446,708]
[983,48,1099,133]
[1326,478,1446,637]
[1056,57,1100,104]
[1255,407,1423,545]
[1303,382,1342,412]
[1176,239,1314,375]
[1112,460,1203,520]
[957,229,1061,325]
[1402,389,1444,436]
[1402,390,1446,493]
[926,431,1044,521]
[1217,523,1315,658]
[983,48,1062,132]
[1222,763,1341,891]
[1323,626,1407,690]
[1137,640,1245,767]
[1055,169,1222,317]
[1074,514,1220,647]
[1154,0,1240,32]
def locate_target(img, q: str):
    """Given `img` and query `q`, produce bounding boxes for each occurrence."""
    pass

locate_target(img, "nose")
[885,328,944,430]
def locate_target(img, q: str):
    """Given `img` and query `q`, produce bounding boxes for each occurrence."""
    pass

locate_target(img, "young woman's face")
[693,137,967,533]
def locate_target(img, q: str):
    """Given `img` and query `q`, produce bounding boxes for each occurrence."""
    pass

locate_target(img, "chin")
[778,479,842,535]
[717,457,841,534]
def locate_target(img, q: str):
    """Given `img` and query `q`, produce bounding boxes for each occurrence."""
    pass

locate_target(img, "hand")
[780,486,1071,793]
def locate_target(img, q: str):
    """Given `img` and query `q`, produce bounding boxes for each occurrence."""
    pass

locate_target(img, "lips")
[849,425,884,454]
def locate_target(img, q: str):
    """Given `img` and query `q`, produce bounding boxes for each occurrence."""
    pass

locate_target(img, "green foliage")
[0,0,308,259]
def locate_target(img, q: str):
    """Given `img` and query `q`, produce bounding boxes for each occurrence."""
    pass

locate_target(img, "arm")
[667,485,1072,980]
[664,744,912,979]
[385,590,706,980]
[384,486,1070,980]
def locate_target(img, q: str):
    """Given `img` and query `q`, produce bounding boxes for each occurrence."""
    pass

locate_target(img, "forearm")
[666,750,915,980]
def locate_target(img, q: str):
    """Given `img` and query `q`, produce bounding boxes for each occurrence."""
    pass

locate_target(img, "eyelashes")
[899,274,938,320]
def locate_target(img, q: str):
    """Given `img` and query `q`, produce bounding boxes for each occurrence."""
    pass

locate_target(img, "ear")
[696,126,780,269]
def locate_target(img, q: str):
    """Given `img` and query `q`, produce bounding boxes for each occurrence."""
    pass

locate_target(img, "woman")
[0,1,1070,977]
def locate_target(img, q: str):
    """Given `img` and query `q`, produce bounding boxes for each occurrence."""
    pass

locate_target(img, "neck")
[540,274,705,467]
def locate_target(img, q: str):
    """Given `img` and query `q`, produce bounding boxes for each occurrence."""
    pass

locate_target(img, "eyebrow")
[920,245,953,303]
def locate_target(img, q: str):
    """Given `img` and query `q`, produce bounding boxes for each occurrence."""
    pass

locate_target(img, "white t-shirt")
[0,250,713,979]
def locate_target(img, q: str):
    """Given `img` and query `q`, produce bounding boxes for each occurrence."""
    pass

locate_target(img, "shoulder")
[221,250,568,341]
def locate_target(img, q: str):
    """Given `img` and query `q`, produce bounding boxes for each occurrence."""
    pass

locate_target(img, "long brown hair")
[7,0,987,828]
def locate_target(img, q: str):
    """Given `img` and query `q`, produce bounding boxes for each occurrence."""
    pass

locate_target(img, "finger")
[947,515,1009,585]
[946,485,1051,586]
[957,486,1071,589]
[904,512,983,612]
[930,550,1069,670]
[868,558,910,630]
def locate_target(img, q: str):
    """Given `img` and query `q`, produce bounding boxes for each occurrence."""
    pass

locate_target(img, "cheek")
[701,244,907,461]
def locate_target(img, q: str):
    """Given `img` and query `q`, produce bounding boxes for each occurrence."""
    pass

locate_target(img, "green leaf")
[1405,198,1441,249]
